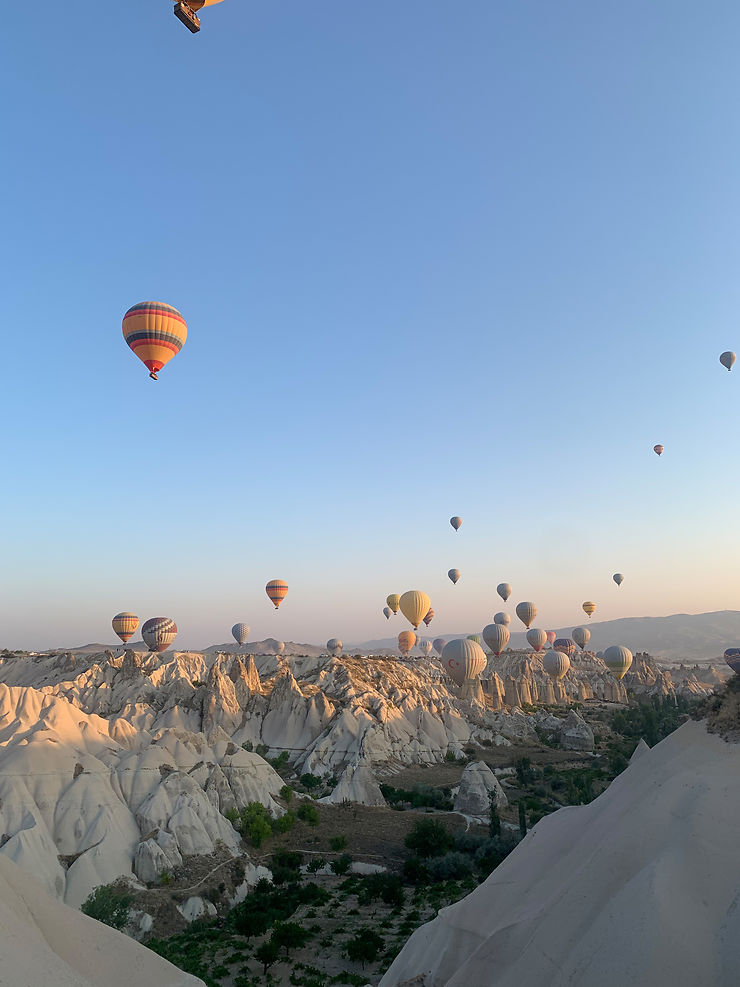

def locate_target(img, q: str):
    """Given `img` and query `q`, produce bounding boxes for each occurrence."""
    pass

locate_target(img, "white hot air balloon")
[441,638,487,687]
[497,583,512,602]
[232,623,250,646]
[572,626,591,651]
[543,649,570,681]
[482,623,510,656]
[526,628,547,653]
[493,612,510,626]
[515,601,537,629]
[326,638,342,656]
[603,645,633,680]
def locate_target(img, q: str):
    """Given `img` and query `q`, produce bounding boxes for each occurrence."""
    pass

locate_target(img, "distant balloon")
[122,301,187,380]
[326,638,342,656]
[526,628,547,653]
[596,650,604,660]
[720,351,736,371]
[420,640,433,656]
[603,645,633,679]
[723,648,740,674]
[653,444,664,456]
[386,594,401,615]
[466,634,482,646]
[141,617,177,653]
[112,612,139,645]
[266,580,289,609]
[448,569,461,585]
[231,623,250,646]
[398,630,417,655]
[441,638,487,687]
[383,606,392,620]
[423,608,435,627]
[546,630,557,646]
[399,590,431,629]
[553,638,576,659]
[482,623,509,656]
[613,573,624,586]
[433,637,448,656]
[274,640,285,656]
[497,583,512,602]
[450,516,462,531]
[543,649,570,681]
[515,601,537,629]
[572,626,591,651]
[582,601,596,619]
[493,612,510,626]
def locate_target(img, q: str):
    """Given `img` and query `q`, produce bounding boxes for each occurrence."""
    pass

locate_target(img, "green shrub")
[300,773,322,789]
[330,854,352,876]
[345,928,384,968]
[81,883,133,931]
[426,852,473,882]
[329,835,347,851]
[297,803,320,826]
[404,819,454,858]
[272,810,296,834]
[280,784,294,802]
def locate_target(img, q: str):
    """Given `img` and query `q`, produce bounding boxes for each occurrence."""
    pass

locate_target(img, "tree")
[81,884,132,931]
[346,928,384,968]
[518,801,527,838]
[232,907,270,940]
[279,784,293,802]
[404,818,454,858]
[330,853,352,875]
[271,920,311,958]
[255,938,280,975]
[297,803,320,826]
[489,800,501,838]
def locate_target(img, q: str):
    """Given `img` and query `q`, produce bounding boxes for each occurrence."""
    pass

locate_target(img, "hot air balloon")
[482,623,509,656]
[398,631,416,655]
[467,634,482,646]
[572,626,591,651]
[383,606,392,620]
[399,590,431,629]
[515,601,537,629]
[174,0,225,32]
[596,650,604,660]
[122,302,187,380]
[582,601,596,619]
[141,617,177,653]
[653,444,664,456]
[112,612,139,645]
[526,628,547,653]
[493,612,510,626]
[433,637,448,656]
[231,623,250,646]
[720,351,736,372]
[327,638,342,656]
[266,580,288,609]
[423,608,435,627]
[497,583,512,602]
[723,648,740,674]
[546,630,557,646]
[274,640,285,656]
[613,573,624,586]
[553,638,576,659]
[420,640,433,657]
[386,594,400,615]
[543,649,570,681]
[448,569,460,585]
[441,638,487,687]
[603,645,633,679]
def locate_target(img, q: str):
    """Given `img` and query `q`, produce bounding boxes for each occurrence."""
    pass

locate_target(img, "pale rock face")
[453,761,508,817]
[177,896,218,923]
[533,709,595,752]
[134,830,183,883]
[319,762,386,807]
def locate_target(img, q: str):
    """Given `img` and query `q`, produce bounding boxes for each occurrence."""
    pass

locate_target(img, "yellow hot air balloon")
[399,590,431,629]
[386,594,400,615]
[112,612,139,645]
[603,645,633,680]
[582,601,596,619]
[266,580,289,609]
[122,302,187,380]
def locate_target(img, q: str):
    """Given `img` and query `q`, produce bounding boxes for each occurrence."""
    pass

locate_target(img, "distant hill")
[61,639,324,658]
[356,610,740,663]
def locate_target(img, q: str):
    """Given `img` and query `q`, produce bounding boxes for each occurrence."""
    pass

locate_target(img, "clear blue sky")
[2,1,740,650]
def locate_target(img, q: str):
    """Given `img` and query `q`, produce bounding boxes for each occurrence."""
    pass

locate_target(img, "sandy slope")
[0,854,203,987]
[381,720,740,987]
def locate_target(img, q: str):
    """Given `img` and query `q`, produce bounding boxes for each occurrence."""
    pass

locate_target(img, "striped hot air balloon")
[386,594,400,615]
[553,638,576,659]
[122,302,187,380]
[266,580,288,609]
[450,516,462,531]
[603,645,633,679]
[448,569,461,585]
[467,634,482,646]
[441,638,486,687]
[493,612,510,626]
[582,601,596,619]
[423,607,435,626]
[141,617,177,653]
[526,628,547,653]
[232,623,250,646]
[723,648,740,674]
[420,640,433,656]
[400,590,431,629]
[112,612,139,645]
[497,583,512,602]
[326,638,342,656]
[572,626,591,651]
[433,637,447,656]
[398,631,416,655]
[515,601,537,629]
[483,623,509,656]
[543,649,570,681]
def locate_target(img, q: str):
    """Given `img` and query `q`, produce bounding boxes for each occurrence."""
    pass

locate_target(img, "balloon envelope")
[448,569,461,584]
[274,641,285,655]
[493,612,510,626]
[433,637,448,656]
[420,640,433,656]
[582,601,596,618]
[398,630,417,655]
[326,638,342,656]
[482,623,509,656]
[497,583,512,602]
[653,444,664,456]
[266,580,289,609]
[724,648,740,674]
[526,628,547,653]
[466,634,482,646]
[613,573,624,586]
[142,617,177,653]
[399,590,431,629]
[572,626,591,651]
[122,301,187,379]
[441,638,487,687]
[423,608,435,626]
[386,594,401,614]
[603,645,633,679]
[450,516,462,531]
[546,630,557,645]
[112,612,139,645]
[720,351,736,371]
[383,607,392,620]
[543,650,570,681]
[231,623,250,646]
[553,637,576,658]
[515,601,537,628]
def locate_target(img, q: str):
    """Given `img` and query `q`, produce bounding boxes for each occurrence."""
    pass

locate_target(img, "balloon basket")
[174,2,201,32]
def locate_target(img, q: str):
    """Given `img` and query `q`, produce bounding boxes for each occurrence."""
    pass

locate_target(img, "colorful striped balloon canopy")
[398,630,416,655]
[122,301,187,380]
[266,579,289,609]
[724,649,740,674]
[141,616,177,653]
[423,607,435,626]
[112,612,139,644]
[582,601,596,618]
[553,637,577,658]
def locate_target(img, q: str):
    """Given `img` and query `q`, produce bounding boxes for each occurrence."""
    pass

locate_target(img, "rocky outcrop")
[453,761,508,817]
[319,762,386,807]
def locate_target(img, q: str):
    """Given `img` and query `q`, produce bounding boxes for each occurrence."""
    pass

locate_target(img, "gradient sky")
[2,1,740,650]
